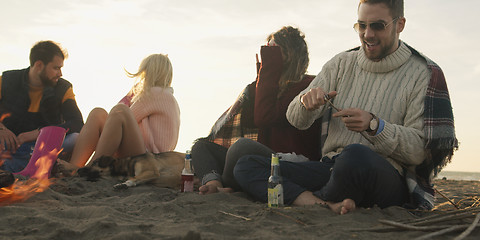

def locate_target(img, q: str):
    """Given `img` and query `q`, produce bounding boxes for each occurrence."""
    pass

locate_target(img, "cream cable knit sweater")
[130,87,180,153]
[287,42,430,173]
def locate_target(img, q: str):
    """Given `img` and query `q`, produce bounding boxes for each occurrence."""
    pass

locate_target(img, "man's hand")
[0,127,19,154]
[17,129,40,146]
[300,88,337,110]
[332,108,372,133]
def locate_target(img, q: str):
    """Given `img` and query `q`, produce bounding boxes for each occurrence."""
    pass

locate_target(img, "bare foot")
[52,159,79,177]
[327,199,356,215]
[293,191,356,215]
[199,184,219,194]
[198,180,234,195]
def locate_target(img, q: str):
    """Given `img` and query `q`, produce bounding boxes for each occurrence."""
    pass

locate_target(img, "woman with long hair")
[191,26,322,194]
[66,53,180,170]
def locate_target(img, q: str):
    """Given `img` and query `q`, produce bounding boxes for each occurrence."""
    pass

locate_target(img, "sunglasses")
[353,17,399,33]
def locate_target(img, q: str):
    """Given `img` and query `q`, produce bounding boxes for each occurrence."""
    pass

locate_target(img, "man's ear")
[32,60,44,71]
[396,17,406,33]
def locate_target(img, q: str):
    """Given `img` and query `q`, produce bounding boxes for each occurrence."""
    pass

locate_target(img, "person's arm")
[16,128,40,145]
[58,87,84,133]
[0,122,19,153]
[118,88,134,106]
[369,70,430,166]
[253,46,286,127]
[0,75,20,153]
[130,87,180,152]
[130,87,176,122]
[286,58,339,130]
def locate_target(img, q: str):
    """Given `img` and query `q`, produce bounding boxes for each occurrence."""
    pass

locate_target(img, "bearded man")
[0,40,83,173]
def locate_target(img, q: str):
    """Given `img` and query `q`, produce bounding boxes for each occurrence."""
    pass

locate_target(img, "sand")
[0,177,478,240]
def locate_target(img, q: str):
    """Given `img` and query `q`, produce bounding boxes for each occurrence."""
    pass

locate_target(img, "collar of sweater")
[357,41,412,73]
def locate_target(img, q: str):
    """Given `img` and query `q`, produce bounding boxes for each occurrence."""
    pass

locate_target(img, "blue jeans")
[0,133,79,173]
[234,144,408,208]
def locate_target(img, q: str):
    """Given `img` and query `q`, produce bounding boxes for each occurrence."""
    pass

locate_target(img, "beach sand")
[0,177,478,240]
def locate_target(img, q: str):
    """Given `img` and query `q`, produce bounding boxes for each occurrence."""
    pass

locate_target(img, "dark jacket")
[0,68,84,135]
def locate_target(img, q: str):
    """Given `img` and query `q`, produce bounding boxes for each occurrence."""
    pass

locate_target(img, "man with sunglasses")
[234,0,457,214]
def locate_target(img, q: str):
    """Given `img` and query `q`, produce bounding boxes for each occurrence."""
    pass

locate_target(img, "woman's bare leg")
[69,108,108,168]
[90,104,145,161]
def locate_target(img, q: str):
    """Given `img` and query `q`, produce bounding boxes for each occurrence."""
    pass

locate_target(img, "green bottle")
[268,153,284,207]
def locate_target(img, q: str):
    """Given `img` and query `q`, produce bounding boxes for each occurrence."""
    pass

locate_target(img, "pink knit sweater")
[129,87,180,153]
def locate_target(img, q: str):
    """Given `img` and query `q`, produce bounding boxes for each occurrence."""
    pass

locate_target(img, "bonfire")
[0,146,60,206]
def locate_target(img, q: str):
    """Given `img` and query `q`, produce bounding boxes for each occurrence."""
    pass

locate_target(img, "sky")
[0,0,478,172]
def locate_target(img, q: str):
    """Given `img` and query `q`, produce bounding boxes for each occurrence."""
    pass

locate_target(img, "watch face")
[370,118,378,131]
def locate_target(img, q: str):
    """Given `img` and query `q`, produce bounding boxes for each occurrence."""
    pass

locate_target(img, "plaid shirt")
[203,81,258,148]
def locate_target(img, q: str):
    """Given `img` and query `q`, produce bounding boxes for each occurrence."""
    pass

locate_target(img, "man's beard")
[39,70,56,87]
[363,26,398,61]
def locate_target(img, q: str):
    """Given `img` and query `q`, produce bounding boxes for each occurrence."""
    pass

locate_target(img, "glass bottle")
[181,150,194,192]
[268,153,284,207]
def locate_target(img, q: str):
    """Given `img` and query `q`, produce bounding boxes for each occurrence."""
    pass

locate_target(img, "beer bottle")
[268,153,284,207]
[181,150,194,192]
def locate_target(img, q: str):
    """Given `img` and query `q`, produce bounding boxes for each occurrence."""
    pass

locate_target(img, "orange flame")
[0,147,59,206]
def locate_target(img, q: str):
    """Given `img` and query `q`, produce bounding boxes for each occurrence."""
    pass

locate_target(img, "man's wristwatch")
[366,113,379,133]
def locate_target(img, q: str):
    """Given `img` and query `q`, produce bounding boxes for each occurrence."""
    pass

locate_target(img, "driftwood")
[350,184,480,239]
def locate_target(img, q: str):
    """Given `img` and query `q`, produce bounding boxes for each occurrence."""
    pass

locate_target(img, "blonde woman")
[67,53,180,169]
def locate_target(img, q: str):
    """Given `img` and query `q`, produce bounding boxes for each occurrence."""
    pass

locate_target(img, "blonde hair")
[126,53,173,102]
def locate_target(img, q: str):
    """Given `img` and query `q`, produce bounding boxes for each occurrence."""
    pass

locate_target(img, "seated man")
[0,40,84,173]
[234,0,457,214]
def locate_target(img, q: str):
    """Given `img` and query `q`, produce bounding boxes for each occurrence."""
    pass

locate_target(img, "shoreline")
[435,170,480,181]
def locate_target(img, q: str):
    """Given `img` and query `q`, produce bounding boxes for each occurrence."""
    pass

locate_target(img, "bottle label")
[181,174,194,192]
[271,154,279,165]
[267,184,284,208]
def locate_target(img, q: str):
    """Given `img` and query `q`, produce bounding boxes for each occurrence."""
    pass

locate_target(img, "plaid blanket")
[201,81,258,148]
[406,44,458,210]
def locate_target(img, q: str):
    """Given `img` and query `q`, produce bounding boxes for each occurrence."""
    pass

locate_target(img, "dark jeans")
[234,144,408,208]
[191,138,228,186]
[191,138,272,190]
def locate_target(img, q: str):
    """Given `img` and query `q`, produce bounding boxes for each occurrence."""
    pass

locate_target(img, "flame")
[0,147,59,206]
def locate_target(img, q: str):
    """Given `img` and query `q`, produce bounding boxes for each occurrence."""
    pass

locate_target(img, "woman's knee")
[227,138,271,160]
[87,108,108,121]
[106,104,137,125]
[109,103,131,116]
[84,108,108,129]
[229,138,255,151]
[191,139,209,154]
[226,138,252,161]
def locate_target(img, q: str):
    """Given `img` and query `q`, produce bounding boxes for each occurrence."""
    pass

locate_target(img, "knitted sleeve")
[286,54,341,130]
[130,87,180,153]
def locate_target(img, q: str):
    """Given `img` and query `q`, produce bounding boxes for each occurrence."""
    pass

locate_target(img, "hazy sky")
[0,0,478,172]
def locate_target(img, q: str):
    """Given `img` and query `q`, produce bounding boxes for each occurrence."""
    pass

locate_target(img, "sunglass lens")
[370,22,385,31]
[354,23,367,32]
